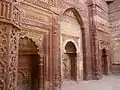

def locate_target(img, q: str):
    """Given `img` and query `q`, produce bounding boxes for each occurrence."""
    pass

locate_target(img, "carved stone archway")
[61,7,87,81]
[101,48,108,75]
[18,37,40,90]
[62,40,78,81]
[18,30,45,90]
[19,30,44,49]
[63,39,79,53]
[63,41,77,81]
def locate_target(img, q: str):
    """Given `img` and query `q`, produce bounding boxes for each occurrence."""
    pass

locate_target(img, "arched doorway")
[63,41,77,81]
[17,37,40,90]
[101,48,108,75]
[61,7,86,81]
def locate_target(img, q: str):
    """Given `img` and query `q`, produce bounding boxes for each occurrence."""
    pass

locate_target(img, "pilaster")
[0,0,21,90]
[88,3,102,80]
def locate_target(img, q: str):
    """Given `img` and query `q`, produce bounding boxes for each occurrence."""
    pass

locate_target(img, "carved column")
[52,14,61,90]
[53,28,61,90]
[48,28,54,90]
[0,0,21,90]
[81,26,92,80]
[81,27,87,80]
[0,22,20,90]
[7,27,19,90]
[43,32,50,90]
[0,23,9,90]
[88,4,101,80]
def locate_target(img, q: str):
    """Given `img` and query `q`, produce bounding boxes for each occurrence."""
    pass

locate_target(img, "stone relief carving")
[0,1,11,20]
[0,0,90,90]
[7,28,44,90]
[19,30,45,89]
[24,0,50,9]
[54,70,61,90]
[22,11,50,24]
[111,36,120,50]
[0,23,9,90]
[17,71,30,90]
[62,59,68,79]
[7,27,19,90]
[19,30,43,49]
[18,29,44,90]
[0,17,44,90]
[13,6,21,27]
[111,39,120,63]
[0,1,21,27]
[62,54,71,80]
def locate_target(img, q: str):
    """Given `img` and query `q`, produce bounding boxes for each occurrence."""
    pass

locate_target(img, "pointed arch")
[62,7,87,80]
[63,7,84,29]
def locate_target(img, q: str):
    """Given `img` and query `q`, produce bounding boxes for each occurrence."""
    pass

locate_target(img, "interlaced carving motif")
[0,23,9,90]
[8,27,19,90]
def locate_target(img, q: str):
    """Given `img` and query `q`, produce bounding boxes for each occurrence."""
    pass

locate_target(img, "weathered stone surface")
[0,0,119,90]
[109,0,120,74]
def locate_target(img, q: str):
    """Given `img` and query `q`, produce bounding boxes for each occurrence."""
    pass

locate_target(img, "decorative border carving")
[0,23,9,90]
[8,27,19,90]
[19,30,44,49]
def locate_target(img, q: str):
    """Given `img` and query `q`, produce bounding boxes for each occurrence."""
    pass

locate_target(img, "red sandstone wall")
[109,0,120,74]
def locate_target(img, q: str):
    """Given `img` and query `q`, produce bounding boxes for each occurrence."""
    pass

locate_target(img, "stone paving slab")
[61,75,120,90]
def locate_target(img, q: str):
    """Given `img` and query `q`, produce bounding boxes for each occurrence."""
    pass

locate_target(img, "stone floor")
[61,75,120,90]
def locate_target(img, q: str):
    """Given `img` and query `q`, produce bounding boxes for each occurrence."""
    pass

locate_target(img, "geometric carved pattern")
[0,23,9,90]
[7,27,19,90]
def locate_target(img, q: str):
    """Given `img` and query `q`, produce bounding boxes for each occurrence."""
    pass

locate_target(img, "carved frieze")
[0,0,21,27]
[22,10,51,25]
[20,2,52,30]
[0,1,11,20]
[24,0,49,9]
